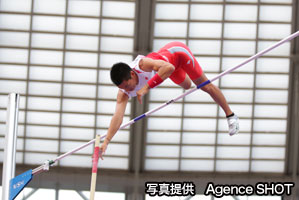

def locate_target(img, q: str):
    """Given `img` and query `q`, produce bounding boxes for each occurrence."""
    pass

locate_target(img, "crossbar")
[32,30,299,175]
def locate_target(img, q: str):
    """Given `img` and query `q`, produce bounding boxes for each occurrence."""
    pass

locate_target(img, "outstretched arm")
[137,58,175,104]
[99,89,129,159]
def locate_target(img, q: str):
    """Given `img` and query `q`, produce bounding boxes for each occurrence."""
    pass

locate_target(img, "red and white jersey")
[120,55,156,98]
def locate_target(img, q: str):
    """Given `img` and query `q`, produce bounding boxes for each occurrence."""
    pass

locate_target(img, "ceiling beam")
[128,0,155,200]
[285,2,299,200]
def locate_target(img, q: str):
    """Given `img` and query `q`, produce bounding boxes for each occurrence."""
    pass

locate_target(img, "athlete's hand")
[137,84,150,104]
[99,140,109,160]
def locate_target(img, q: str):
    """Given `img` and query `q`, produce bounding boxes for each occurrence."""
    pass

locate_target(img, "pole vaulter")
[8,30,299,200]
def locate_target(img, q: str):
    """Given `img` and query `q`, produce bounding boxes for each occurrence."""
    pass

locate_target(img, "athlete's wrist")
[147,73,163,88]
[104,137,111,144]
[145,83,151,90]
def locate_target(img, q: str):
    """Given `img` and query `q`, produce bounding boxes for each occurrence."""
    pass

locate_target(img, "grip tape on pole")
[92,146,100,173]
[90,134,101,200]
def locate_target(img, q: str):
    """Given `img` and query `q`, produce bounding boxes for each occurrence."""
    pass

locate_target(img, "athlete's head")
[110,62,138,92]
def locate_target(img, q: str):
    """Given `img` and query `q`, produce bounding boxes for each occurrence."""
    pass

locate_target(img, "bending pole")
[32,30,299,175]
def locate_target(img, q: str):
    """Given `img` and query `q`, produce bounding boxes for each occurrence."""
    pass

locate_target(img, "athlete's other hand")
[137,84,150,104]
[99,140,109,160]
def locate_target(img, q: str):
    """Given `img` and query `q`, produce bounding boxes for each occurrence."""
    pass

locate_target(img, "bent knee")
[180,82,191,90]
[201,83,215,93]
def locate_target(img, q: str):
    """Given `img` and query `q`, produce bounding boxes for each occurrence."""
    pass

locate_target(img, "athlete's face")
[118,71,138,92]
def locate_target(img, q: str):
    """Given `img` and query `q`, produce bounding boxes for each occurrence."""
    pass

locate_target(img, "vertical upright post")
[90,134,101,200]
[2,93,20,200]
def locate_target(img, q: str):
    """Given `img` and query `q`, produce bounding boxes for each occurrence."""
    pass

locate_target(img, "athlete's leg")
[178,74,191,90]
[163,42,239,135]
[192,73,239,136]
[169,68,192,90]
[172,43,233,116]
[192,73,232,116]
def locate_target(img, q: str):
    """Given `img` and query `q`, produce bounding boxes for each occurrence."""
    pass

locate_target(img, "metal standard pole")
[2,93,20,200]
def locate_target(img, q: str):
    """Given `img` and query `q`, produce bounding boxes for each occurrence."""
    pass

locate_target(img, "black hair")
[110,62,132,86]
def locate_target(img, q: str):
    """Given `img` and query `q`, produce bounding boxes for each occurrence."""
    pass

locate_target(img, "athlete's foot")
[227,113,239,136]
